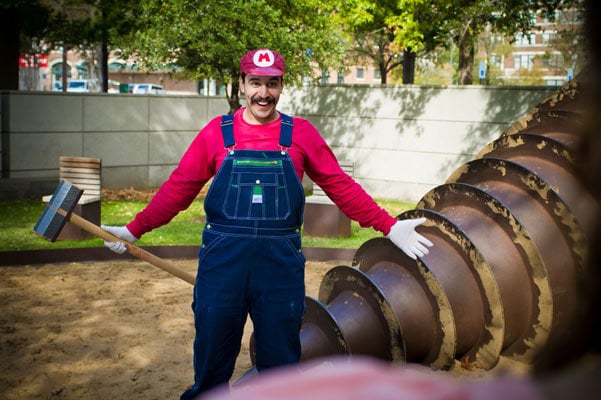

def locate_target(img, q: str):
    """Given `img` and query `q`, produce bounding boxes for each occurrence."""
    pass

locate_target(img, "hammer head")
[34,180,83,242]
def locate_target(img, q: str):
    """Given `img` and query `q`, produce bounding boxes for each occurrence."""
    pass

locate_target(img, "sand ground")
[0,258,341,399]
[0,257,526,400]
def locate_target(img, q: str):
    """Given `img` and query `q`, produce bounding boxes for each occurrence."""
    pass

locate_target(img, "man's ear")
[239,76,244,93]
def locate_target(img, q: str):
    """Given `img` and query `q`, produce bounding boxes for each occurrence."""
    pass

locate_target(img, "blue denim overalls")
[181,113,306,398]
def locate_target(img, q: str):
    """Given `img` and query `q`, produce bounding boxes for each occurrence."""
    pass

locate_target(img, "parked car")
[130,83,165,95]
[108,79,121,93]
[66,79,99,93]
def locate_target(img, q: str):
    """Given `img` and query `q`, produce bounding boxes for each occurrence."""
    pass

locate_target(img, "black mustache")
[251,97,275,104]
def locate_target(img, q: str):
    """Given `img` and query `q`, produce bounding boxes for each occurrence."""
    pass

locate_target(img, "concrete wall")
[1,85,555,202]
[278,85,555,201]
[1,92,229,189]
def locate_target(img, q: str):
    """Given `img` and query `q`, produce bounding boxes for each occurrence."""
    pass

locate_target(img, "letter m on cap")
[257,52,271,63]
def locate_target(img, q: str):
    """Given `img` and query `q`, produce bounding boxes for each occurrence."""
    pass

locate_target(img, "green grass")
[0,197,414,252]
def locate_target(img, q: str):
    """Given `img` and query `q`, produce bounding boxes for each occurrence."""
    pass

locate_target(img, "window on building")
[514,33,532,47]
[51,62,71,81]
[545,78,564,86]
[539,10,557,25]
[553,9,564,23]
[321,70,329,84]
[531,14,538,25]
[542,52,564,69]
[76,63,89,79]
[108,61,126,70]
[337,70,344,84]
[514,54,535,70]
[374,68,381,81]
[490,54,502,68]
[356,67,364,79]
[542,31,556,45]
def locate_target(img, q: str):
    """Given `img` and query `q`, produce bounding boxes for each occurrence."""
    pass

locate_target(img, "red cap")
[240,49,286,76]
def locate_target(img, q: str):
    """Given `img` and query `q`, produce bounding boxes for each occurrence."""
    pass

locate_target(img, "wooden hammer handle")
[57,209,196,285]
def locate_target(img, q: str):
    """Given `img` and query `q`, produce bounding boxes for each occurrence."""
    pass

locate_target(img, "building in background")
[492,8,584,86]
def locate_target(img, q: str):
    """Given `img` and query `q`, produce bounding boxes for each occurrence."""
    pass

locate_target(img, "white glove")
[101,225,138,254]
[386,218,433,260]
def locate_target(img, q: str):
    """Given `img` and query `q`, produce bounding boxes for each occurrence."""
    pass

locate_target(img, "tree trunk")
[98,8,109,93]
[457,28,475,85]
[0,8,20,91]
[379,62,388,84]
[62,46,68,92]
[98,41,109,92]
[228,79,242,113]
[402,49,416,84]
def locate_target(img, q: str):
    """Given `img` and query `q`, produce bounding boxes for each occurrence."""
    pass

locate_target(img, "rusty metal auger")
[288,77,598,372]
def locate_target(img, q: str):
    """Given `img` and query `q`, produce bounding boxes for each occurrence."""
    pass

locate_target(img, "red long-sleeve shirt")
[126,108,397,238]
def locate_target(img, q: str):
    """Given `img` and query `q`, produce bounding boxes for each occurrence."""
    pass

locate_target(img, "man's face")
[240,74,284,124]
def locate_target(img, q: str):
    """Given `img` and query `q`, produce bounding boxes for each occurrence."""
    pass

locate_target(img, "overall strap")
[220,114,235,148]
[279,113,293,148]
[220,112,293,148]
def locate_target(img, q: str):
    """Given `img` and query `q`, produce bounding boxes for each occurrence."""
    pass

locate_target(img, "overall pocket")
[223,159,291,221]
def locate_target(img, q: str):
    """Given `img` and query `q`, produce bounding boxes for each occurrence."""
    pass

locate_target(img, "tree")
[44,1,95,92]
[43,0,140,92]
[436,0,584,84]
[0,0,51,90]
[383,1,584,85]
[126,0,346,112]
[87,0,140,92]
[386,0,449,84]
[546,5,587,75]
[335,1,455,84]
[0,0,141,92]
[332,0,408,84]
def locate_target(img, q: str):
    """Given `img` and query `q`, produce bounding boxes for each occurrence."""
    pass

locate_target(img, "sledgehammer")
[33,180,196,285]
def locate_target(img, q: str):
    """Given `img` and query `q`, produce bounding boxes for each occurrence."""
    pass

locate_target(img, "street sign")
[478,62,486,80]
